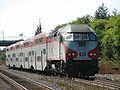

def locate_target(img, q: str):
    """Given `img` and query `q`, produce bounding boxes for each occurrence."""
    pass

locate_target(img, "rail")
[0,70,54,90]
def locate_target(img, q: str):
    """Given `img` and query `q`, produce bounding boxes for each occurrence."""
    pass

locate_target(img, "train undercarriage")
[44,59,99,77]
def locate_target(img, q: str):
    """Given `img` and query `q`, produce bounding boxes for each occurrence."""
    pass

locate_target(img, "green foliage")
[90,19,107,39]
[55,15,92,30]
[69,15,92,25]
[0,50,5,61]
[101,15,120,60]
[54,23,67,31]
[69,18,82,25]
[94,3,110,19]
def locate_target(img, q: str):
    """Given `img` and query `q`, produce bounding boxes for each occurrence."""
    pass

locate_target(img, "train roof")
[59,24,95,33]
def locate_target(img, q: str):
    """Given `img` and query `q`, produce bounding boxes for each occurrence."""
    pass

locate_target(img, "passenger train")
[5,24,99,77]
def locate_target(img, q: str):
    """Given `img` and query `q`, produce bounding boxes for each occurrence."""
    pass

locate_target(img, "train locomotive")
[5,24,99,77]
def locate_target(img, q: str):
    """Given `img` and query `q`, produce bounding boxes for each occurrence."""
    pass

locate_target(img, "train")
[5,24,99,77]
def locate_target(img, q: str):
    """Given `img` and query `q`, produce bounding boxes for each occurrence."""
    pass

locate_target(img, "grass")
[0,61,5,65]
[99,58,120,74]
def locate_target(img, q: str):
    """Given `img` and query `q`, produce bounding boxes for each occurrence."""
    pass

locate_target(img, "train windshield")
[65,33,96,41]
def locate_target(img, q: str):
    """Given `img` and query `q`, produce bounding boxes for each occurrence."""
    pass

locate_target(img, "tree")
[95,3,109,19]
[112,8,118,16]
[54,23,67,31]
[69,18,82,24]
[101,14,120,60]
[35,19,42,35]
[69,15,92,25]
[80,15,92,25]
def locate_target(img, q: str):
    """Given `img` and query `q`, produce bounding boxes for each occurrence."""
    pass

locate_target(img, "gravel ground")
[1,65,119,90]
[96,74,120,82]
[0,75,15,90]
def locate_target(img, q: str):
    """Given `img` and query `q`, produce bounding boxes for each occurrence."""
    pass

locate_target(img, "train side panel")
[47,40,60,60]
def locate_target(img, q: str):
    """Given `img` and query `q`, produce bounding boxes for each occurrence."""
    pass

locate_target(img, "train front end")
[62,25,99,77]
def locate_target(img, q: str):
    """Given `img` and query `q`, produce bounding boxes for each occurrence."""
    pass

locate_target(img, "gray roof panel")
[59,24,95,33]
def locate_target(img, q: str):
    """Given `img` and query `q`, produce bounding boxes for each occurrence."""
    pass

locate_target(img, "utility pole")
[1,31,4,41]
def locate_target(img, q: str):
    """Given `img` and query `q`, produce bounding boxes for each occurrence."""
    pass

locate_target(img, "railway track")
[74,77,120,90]
[0,69,54,90]
[0,65,120,90]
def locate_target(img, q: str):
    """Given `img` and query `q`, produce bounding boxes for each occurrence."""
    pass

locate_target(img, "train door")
[28,51,32,69]
[36,49,46,71]
[40,49,46,71]
[36,49,42,70]
[41,51,43,70]
[19,56,22,68]
[20,52,24,68]
[16,57,19,67]
[24,52,29,69]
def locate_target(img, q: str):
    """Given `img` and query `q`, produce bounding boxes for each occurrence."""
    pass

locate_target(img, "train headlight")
[72,53,75,56]
[93,52,97,56]
[88,47,98,59]
[68,52,72,56]
[66,48,78,59]
[90,53,92,56]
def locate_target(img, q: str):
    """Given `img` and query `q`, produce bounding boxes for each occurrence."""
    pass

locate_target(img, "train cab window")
[82,34,89,40]
[74,33,89,41]
[65,33,73,41]
[89,33,96,40]
[74,34,82,40]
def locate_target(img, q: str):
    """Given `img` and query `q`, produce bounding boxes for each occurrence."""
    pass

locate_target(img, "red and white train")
[6,24,99,77]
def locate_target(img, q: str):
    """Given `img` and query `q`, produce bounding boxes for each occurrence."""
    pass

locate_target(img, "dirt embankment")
[99,63,120,74]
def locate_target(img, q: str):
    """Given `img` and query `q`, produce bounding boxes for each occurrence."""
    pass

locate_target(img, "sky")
[0,0,120,40]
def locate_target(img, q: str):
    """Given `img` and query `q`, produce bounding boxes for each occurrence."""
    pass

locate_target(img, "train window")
[12,54,16,57]
[82,34,89,40]
[74,33,89,41]
[65,33,73,41]
[16,58,18,61]
[25,57,28,61]
[37,56,41,61]
[74,34,82,40]
[35,37,44,44]
[16,45,19,49]
[39,38,43,42]
[8,55,10,57]
[10,47,13,50]
[24,42,29,47]
[29,51,31,56]
[32,51,34,55]
[89,33,96,40]
[35,39,39,44]
[43,49,46,54]
[19,53,23,57]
